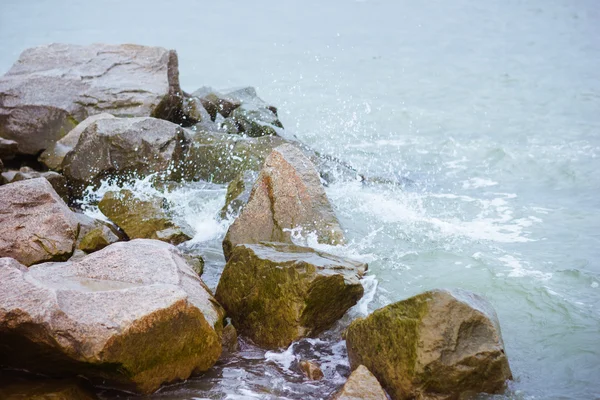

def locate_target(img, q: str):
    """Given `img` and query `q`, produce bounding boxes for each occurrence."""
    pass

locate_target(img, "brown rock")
[3,167,70,201]
[0,43,187,155]
[332,365,388,400]
[0,239,224,394]
[0,375,98,400]
[0,178,78,265]
[73,212,124,253]
[0,136,18,161]
[61,117,188,192]
[221,322,239,355]
[223,143,345,260]
[39,113,115,171]
[345,289,512,400]
[300,360,324,381]
[215,242,366,348]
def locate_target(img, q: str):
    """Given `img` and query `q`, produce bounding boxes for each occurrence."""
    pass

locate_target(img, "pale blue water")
[1,1,599,399]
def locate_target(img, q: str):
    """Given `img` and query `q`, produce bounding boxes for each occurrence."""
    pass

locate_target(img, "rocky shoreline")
[0,44,512,399]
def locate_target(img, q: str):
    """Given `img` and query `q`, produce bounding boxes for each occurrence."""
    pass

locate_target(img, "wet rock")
[0,239,224,394]
[0,374,98,400]
[221,322,239,354]
[0,43,187,155]
[300,360,324,381]
[192,87,241,121]
[39,113,115,171]
[2,167,69,201]
[344,289,512,400]
[332,365,388,400]
[183,254,205,276]
[215,242,366,349]
[61,116,188,193]
[74,212,124,253]
[98,189,191,245]
[219,170,258,219]
[0,137,18,161]
[222,87,283,137]
[0,178,78,266]
[182,129,289,184]
[223,143,346,261]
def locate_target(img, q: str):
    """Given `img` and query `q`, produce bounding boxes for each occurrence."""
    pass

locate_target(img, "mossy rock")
[219,170,258,219]
[215,242,366,349]
[345,289,513,400]
[98,189,191,245]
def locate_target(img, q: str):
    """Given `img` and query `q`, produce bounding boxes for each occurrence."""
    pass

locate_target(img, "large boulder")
[332,365,388,400]
[215,242,366,349]
[223,143,345,260]
[0,178,78,265]
[344,289,513,400]
[0,239,224,394]
[0,43,187,156]
[61,116,187,192]
[98,189,191,245]
[39,113,115,171]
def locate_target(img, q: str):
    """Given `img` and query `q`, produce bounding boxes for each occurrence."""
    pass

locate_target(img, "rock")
[2,167,69,201]
[219,170,258,219]
[344,289,513,400]
[39,113,115,171]
[98,189,191,245]
[332,365,388,400]
[192,87,241,120]
[183,254,205,276]
[182,129,290,184]
[0,239,224,394]
[221,322,239,354]
[221,87,283,137]
[0,375,98,400]
[0,43,187,155]
[0,178,78,266]
[223,143,346,261]
[73,212,124,253]
[61,117,188,193]
[215,242,366,348]
[300,360,324,381]
[0,137,19,161]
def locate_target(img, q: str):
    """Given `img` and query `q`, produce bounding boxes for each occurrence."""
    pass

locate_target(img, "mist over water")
[2,0,599,399]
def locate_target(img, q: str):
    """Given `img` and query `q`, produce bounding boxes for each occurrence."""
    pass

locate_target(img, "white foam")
[462,178,499,189]
[265,343,297,372]
[500,255,553,280]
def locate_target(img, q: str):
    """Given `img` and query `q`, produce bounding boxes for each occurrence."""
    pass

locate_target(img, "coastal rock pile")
[0,43,512,398]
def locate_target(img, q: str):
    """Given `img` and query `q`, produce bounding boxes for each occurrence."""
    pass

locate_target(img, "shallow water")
[1,1,599,399]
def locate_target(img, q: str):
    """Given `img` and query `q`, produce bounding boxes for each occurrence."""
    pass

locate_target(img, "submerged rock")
[61,116,187,193]
[332,365,388,400]
[0,178,78,266]
[300,360,324,381]
[215,242,366,349]
[1,167,69,201]
[39,113,115,171]
[223,143,345,260]
[0,43,187,156]
[344,289,513,400]
[98,189,191,245]
[0,239,224,394]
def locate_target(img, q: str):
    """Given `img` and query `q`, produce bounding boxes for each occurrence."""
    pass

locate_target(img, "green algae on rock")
[98,189,191,245]
[344,289,512,400]
[0,239,224,394]
[215,242,366,349]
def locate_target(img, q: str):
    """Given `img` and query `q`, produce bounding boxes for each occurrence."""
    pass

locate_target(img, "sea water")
[1,1,599,399]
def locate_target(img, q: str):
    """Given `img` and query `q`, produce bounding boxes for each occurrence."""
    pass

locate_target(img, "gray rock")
[61,116,188,193]
[2,167,69,201]
[219,170,258,219]
[215,242,366,348]
[0,178,78,266]
[0,239,224,394]
[0,43,187,155]
[223,143,346,260]
[221,87,283,137]
[344,289,513,400]
[39,113,115,171]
